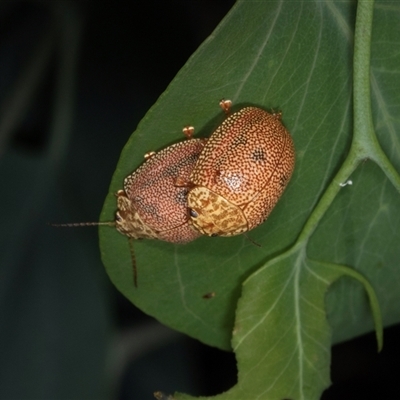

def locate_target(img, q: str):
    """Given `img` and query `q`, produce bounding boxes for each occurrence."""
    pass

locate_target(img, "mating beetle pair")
[115,100,295,244]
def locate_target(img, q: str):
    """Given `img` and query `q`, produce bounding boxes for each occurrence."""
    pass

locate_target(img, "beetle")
[187,100,295,237]
[54,128,205,286]
[115,130,205,244]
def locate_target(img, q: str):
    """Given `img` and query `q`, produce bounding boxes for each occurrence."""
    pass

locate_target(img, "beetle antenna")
[128,238,138,287]
[49,221,116,227]
[50,221,140,287]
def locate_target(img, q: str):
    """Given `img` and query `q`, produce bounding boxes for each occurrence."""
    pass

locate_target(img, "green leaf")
[173,253,382,400]
[100,0,399,397]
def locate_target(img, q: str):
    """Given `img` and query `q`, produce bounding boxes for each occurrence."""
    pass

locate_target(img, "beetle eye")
[189,208,198,218]
[211,233,218,237]
[115,212,122,222]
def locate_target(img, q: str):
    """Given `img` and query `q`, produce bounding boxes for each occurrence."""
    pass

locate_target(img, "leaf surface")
[100,0,399,397]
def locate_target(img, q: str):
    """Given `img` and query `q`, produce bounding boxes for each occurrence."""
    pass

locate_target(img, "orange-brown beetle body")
[187,106,295,237]
[116,138,205,243]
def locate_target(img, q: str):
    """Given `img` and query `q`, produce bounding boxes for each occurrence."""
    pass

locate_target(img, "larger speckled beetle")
[187,101,295,237]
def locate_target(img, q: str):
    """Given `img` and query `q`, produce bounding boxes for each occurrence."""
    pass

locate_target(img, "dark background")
[0,1,398,399]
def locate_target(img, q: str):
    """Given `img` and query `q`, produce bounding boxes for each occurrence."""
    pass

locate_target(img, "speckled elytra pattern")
[115,139,205,243]
[188,107,295,236]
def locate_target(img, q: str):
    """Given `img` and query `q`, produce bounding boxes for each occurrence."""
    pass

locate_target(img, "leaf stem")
[296,0,397,246]
[352,0,400,192]
[352,0,375,158]
[295,155,358,245]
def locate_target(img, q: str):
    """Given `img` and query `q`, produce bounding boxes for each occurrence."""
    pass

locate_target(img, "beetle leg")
[144,151,156,160]
[182,126,195,139]
[219,99,232,115]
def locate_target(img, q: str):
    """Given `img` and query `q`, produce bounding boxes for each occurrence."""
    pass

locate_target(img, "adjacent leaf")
[174,254,382,400]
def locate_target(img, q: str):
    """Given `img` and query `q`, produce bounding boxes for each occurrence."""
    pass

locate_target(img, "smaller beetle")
[54,128,205,286]
[187,100,295,237]
[114,129,205,286]
[115,131,205,244]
